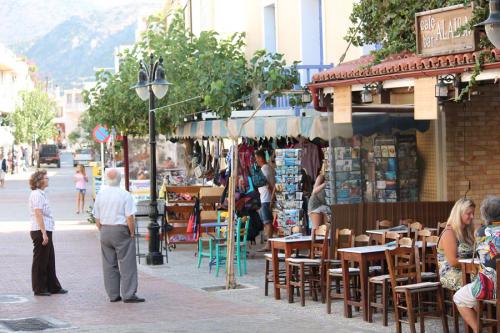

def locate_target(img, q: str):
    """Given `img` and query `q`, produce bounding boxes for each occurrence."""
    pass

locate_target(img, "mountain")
[1,0,165,88]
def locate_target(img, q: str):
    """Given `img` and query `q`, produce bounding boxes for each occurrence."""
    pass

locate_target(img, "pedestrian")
[308,174,330,229]
[254,149,275,251]
[93,168,144,303]
[74,164,88,214]
[0,154,6,188]
[29,169,68,296]
[454,195,500,332]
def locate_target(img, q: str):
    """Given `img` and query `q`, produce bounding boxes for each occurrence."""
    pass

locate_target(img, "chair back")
[407,222,423,239]
[421,235,439,272]
[235,217,250,247]
[376,219,393,230]
[353,234,370,247]
[334,228,353,259]
[382,231,401,244]
[291,225,301,234]
[437,221,447,236]
[311,223,330,260]
[417,229,432,241]
[397,237,415,248]
[400,218,414,226]
[385,246,421,292]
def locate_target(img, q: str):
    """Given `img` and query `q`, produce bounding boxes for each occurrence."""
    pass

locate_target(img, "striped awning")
[172,116,353,139]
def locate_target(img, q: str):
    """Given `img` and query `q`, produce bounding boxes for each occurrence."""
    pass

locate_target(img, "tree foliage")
[10,86,56,144]
[84,11,299,136]
[345,0,489,61]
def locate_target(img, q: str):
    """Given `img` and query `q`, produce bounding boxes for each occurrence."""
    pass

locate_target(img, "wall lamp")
[361,82,383,104]
[476,0,500,49]
[435,74,461,102]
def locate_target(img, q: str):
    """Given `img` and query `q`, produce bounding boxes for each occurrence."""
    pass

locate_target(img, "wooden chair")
[382,231,401,244]
[353,234,371,247]
[477,258,500,333]
[197,211,221,268]
[264,251,286,297]
[400,218,414,226]
[214,216,249,277]
[407,222,423,239]
[420,234,439,281]
[376,219,393,230]
[287,224,330,306]
[385,246,449,333]
[437,221,447,236]
[397,237,415,248]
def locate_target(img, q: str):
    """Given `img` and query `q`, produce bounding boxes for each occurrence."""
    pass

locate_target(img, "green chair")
[214,216,250,277]
[197,211,223,269]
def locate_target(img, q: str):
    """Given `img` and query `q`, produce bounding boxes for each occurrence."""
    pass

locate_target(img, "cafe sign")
[416,4,478,57]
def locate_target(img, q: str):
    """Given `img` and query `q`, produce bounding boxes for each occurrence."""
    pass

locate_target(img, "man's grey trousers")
[100,225,138,300]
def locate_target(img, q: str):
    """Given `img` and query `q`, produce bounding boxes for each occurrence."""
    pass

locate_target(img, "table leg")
[359,256,369,322]
[342,257,352,318]
[272,244,280,300]
[285,245,292,302]
[461,263,473,333]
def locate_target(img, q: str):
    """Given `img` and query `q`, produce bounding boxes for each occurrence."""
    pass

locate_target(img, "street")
[0,155,443,333]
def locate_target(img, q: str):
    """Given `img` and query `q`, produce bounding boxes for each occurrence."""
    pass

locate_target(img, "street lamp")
[132,53,171,265]
[476,0,500,49]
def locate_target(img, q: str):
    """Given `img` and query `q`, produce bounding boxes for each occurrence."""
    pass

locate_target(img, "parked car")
[37,144,60,168]
[73,148,94,167]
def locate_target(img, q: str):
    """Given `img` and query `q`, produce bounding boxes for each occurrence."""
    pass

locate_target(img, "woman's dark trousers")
[30,231,62,293]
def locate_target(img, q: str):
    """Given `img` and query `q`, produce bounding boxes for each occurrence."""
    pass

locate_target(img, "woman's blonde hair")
[29,169,47,190]
[446,198,476,246]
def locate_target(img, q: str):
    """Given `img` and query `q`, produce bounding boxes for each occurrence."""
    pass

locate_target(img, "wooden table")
[338,241,436,322]
[269,236,313,300]
[459,258,480,333]
[366,227,438,244]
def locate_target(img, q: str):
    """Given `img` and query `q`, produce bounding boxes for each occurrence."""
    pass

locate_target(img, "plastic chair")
[214,216,250,277]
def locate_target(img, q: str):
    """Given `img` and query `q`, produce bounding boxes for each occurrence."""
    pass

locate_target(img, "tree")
[84,10,300,134]
[345,0,489,61]
[10,86,56,144]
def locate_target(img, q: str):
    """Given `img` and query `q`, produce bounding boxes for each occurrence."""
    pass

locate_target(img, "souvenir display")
[374,136,398,202]
[274,149,303,234]
[397,135,419,201]
[330,136,363,204]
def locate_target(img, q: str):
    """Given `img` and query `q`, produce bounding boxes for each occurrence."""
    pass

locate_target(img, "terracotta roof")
[312,49,500,83]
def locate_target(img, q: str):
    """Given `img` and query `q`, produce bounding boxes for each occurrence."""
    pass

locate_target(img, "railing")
[259,64,333,110]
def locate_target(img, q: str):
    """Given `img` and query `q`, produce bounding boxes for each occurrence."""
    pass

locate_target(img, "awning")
[172,114,429,139]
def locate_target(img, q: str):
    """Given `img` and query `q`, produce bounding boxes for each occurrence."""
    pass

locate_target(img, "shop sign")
[416,4,478,57]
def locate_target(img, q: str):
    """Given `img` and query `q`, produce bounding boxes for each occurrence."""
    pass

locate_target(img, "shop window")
[263,4,277,53]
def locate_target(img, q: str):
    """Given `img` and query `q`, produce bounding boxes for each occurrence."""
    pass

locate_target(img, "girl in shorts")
[74,164,88,214]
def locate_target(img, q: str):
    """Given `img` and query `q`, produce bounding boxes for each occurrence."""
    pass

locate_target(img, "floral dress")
[437,230,474,291]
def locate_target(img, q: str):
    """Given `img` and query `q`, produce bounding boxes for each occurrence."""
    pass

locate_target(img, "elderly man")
[93,169,144,303]
[454,195,500,332]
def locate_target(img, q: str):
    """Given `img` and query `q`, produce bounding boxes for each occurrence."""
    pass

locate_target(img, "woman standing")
[74,165,88,214]
[29,169,67,296]
[437,197,476,291]
[308,174,330,229]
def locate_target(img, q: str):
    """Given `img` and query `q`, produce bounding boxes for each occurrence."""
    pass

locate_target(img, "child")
[74,165,88,214]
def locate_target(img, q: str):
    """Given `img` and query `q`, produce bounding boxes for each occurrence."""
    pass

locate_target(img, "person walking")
[29,169,67,296]
[74,165,88,214]
[93,169,144,303]
[0,154,7,188]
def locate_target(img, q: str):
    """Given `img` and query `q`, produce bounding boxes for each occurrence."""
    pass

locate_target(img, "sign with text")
[416,4,478,57]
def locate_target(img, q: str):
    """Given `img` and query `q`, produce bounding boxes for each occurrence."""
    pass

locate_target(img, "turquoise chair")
[197,211,223,269]
[214,216,250,277]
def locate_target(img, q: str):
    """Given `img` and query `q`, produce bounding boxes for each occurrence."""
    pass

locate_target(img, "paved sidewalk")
[0,219,451,333]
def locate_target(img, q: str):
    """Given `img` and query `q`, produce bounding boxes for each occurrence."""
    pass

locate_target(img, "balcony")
[259,64,333,111]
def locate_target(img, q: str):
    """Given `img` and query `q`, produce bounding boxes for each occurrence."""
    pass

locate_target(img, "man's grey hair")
[106,168,121,187]
[480,195,500,224]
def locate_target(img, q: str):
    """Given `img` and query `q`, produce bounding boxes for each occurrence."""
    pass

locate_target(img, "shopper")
[93,169,144,303]
[437,198,475,291]
[74,164,88,214]
[308,174,330,229]
[454,196,500,332]
[254,149,275,251]
[29,169,67,296]
[0,154,6,188]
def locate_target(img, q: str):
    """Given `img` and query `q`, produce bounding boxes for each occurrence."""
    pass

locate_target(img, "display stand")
[274,149,303,235]
[397,135,419,202]
[374,136,399,203]
[332,138,363,204]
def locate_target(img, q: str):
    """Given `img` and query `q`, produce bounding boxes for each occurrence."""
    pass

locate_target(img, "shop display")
[322,147,335,206]
[274,149,303,234]
[330,137,363,204]
[374,136,398,203]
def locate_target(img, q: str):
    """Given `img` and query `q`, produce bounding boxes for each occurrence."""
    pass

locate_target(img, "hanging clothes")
[294,138,322,181]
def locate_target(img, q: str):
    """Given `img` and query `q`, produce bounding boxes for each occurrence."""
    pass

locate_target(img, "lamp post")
[132,53,171,265]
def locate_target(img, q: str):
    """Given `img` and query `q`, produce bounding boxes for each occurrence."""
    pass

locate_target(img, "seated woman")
[454,196,500,332]
[308,174,330,230]
[437,198,475,291]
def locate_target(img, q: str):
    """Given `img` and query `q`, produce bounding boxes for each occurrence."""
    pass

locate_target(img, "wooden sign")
[333,86,352,124]
[416,4,478,57]
[414,77,438,120]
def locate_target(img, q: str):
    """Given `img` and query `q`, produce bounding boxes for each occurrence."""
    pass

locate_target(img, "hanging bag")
[250,164,268,188]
